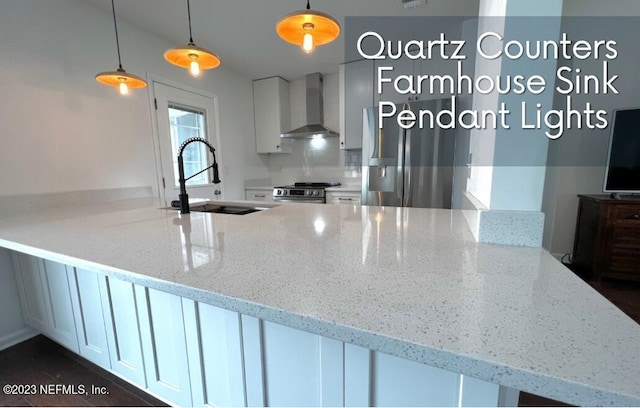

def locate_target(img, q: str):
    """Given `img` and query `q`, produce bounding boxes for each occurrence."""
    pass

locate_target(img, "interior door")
[153,82,222,205]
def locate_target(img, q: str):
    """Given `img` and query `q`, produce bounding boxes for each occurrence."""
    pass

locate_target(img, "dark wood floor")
[0,336,167,407]
[0,276,638,407]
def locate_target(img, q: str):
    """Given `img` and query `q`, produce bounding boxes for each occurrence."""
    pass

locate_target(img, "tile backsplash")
[258,138,361,186]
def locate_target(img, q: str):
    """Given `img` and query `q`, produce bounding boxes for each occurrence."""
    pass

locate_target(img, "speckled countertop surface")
[0,199,639,406]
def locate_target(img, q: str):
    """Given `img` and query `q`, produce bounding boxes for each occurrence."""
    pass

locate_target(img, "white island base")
[11,251,516,407]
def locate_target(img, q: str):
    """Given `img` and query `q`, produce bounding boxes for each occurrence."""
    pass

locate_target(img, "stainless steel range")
[273,182,340,203]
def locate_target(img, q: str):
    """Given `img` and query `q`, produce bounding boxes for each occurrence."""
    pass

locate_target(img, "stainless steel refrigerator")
[361,98,455,208]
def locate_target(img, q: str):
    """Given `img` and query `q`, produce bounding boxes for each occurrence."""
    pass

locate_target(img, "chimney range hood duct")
[281,73,339,139]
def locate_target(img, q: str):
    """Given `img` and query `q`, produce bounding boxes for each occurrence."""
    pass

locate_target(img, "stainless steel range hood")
[281,73,339,139]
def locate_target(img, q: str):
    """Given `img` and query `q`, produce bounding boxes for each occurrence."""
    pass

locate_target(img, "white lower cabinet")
[135,286,192,407]
[68,267,111,368]
[40,259,79,353]
[102,276,147,387]
[183,300,246,407]
[13,254,78,352]
[245,189,274,202]
[12,253,49,333]
[12,250,510,407]
[326,191,361,205]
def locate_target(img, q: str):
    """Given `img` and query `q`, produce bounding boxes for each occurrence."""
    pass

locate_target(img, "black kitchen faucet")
[177,137,221,214]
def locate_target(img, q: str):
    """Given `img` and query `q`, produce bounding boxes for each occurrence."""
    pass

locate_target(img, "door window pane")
[169,105,209,187]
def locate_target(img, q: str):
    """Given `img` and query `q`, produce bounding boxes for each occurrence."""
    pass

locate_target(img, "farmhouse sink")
[190,203,266,215]
[166,201,271,215]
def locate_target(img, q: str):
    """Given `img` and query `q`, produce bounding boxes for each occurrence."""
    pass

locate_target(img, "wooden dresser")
[573,195,640,282]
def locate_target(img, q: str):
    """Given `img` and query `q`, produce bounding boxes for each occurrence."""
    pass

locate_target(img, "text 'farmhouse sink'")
[169,202,269,215]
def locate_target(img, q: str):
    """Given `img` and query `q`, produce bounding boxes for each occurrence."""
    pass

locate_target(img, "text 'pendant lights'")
[96,0,147,95]
[164,0,220,77]
[276,0,340,54]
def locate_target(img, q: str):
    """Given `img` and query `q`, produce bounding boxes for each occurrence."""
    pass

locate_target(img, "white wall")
[0,0,266,200]
[467,0,561,212]
[541,1,640,255]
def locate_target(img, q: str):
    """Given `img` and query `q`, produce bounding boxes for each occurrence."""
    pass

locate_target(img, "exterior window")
[168,105,209,187]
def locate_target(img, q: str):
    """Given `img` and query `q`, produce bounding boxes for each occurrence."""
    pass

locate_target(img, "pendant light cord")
[187,0,194,44]
[110,0,123,69]
[306,0,310,9]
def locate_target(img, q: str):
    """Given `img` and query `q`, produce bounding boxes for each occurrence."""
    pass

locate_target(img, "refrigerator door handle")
[396,120,405,203]
[403,127,412,207]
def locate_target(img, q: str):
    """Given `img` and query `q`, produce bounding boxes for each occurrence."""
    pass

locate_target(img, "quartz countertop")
[0,199,638,406]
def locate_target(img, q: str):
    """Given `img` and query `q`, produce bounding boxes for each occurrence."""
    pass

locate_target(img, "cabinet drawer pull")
[338,197,353,201]
[255,194,266,198]
[630,214,640,220]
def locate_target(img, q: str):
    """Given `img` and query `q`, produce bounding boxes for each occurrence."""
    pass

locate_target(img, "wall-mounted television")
[603,107,640,194]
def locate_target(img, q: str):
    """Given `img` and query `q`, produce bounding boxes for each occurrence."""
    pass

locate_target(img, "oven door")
[273,197,324,204]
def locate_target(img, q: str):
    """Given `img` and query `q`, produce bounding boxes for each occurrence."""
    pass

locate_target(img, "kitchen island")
[0,198,639,407]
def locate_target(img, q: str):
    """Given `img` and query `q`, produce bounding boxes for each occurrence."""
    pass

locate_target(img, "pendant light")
[164,0,221,77]
[95,0,147,95]
[276,0,341,54]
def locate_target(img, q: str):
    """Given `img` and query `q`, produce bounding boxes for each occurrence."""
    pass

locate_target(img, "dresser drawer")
[573,195,640,282]
[612,205,640,221]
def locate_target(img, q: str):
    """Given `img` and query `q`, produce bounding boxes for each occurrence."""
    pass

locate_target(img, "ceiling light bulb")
[118,79,129,95]
[302,22,315,54]
[189,54,200,77]
[302,32,314,53]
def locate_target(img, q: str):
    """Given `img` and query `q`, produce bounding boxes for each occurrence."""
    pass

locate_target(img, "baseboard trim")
[0,326,39,351]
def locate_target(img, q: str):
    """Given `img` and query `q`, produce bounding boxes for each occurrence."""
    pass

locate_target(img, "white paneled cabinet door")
[102,277,147,387]
[240,315,341,407]
[253,76,291,154]
[370,351,461,406]
[40,260,79,353]
[183,300,246,407]
[68,268,111,368]
[340,59,374,150]
[12,253,48,332]
[135,286,191,407]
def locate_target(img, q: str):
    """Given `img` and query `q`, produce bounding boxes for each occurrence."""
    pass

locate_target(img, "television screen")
[604,108,640,193]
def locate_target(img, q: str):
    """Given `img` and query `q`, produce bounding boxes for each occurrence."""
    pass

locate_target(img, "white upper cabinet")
[340,60,374,150]
[253,76,291,154]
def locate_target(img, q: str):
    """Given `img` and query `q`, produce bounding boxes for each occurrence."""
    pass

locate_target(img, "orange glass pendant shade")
[96,0,146,94]
[164,0,220,77]
[164,44,221,74]
[276,1,340,54]
[96,69,147,95]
